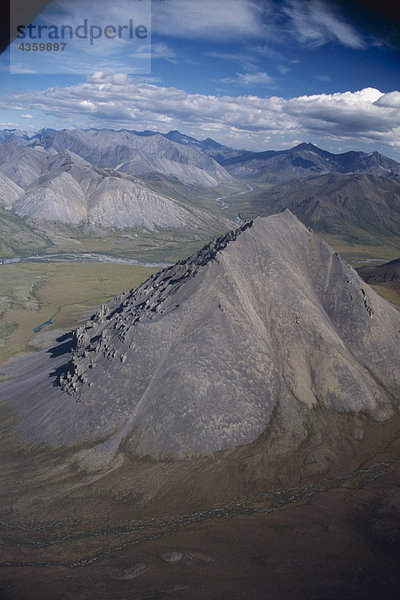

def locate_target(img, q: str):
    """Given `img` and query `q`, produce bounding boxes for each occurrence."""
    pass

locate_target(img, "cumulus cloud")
[1,75,399,152]
[375,91,400,109]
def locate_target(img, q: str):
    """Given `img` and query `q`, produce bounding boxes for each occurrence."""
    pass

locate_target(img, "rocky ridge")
[5,149,230,230]
[2,210,399,464]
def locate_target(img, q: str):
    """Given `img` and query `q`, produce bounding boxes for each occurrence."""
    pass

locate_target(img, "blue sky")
[1,0,400,158]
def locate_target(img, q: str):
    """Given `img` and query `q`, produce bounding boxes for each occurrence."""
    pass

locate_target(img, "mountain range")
[1,128,400,258]
[211,141,400,183]
[3,128,399,185]
[30,129,234,188]
[237,171,400,245]
[0,141,232,232]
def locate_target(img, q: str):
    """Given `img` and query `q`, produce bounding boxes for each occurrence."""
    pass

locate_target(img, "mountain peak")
[164,130,200,145]
[292,142,321,152]
[201,137,224,149]
[6,210,400,463]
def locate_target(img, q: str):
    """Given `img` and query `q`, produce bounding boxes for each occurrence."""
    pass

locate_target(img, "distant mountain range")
[0,128,400,253]
[208,141,400,183]
[237,171,400,245]
[29,129,233,188]
[0,135,233,232]
[2,127,399,187]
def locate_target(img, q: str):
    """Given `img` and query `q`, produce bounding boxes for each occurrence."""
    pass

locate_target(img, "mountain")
[0,172,24,208]
[0,141,49,188]
[163,129,202,146]
[12,149,230,230]
[2,129,400,244]
[30,129,233,187]
[141,133,400,184]
[115,134,232,187]
[156,134,400,182]
[237,172,400,244]
[0,129,30,145]
[358,258,400,284]
[209,142,400,183]
[4,129,400,189]
[3,211,399,464]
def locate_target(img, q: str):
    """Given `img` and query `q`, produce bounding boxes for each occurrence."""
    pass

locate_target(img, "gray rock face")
[0,172,24,208]
[2,211,400,460]
[116,152,229,187]
[0,142,48,188]
[8,149,229,230]
[14,170,88,224]
[30,129,233,187]
[0,129,30,145]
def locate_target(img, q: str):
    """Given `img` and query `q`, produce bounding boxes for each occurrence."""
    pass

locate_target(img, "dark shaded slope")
[238,172,400,245]
[222,142,400,183]
[358,258,400,283]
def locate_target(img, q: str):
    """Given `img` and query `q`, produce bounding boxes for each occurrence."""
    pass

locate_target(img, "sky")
[0,0,400,158]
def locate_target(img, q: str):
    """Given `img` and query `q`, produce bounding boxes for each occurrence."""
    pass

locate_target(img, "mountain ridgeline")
[0,132,234,233]
[240,171,400,244]
[214,141,400,183]
[2,212,399,465]
[1,128,400,257]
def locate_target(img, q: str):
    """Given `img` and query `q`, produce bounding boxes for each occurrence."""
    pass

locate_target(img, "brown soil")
[0,413,400,599]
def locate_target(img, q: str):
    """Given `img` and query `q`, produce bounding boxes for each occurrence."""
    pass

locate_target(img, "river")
[0,253,170,268]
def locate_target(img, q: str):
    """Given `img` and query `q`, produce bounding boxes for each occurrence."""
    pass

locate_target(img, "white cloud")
[221,71,273,86]
[237,71,273,85]
[206,51,261,72]
[151,42,177,61]
[314,74,332,82]
[282,0,366,49]
[88,72,128,85]
[375,91,400,109]
[152,0,369,51]
[152,0,264,40]
[1,76,399,153]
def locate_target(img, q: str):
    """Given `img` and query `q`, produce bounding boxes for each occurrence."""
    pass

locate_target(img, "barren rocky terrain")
[0,211,399,599]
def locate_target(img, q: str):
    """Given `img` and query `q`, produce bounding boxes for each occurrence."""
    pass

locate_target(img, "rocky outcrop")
[2,211,400,461]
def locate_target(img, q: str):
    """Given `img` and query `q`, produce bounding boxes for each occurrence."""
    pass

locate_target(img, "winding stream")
[0,458,397,570]
[0,253,169,267]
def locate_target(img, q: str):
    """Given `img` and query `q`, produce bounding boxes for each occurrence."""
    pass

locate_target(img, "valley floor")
[0,262,158,369]
[0,423,399,600]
